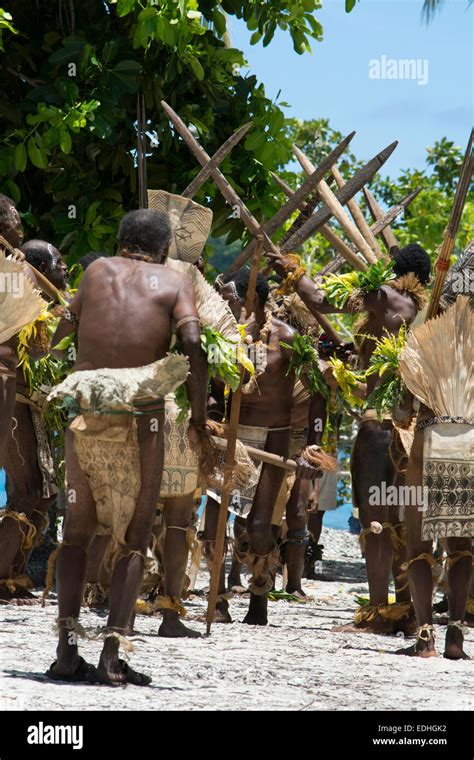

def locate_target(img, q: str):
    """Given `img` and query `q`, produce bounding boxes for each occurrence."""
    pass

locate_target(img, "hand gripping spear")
[425,128,474,321]
[205,230,265,634]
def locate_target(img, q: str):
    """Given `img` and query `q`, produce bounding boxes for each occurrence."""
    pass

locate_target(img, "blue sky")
[228,0,473,178]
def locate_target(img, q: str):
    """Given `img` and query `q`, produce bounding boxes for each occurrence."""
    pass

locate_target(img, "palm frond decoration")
[327,357,365,408]
[281,332,329,398]
[399,296,473,418]
[321,260,395,310]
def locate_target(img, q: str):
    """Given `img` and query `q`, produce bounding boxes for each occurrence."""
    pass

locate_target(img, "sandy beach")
[0,527,472,712]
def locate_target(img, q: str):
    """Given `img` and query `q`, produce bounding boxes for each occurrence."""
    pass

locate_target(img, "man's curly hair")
[392,243,431,284]
[118,209,172,262]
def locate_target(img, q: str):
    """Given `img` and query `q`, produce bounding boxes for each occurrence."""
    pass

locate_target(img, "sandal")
[45,656,99,683]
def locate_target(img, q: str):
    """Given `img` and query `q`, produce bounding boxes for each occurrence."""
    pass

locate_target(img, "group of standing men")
[0,182,472,686]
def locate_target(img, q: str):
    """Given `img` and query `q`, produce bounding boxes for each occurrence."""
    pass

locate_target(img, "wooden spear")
[137,94,148,209]
[229,131,356,274]
[426,129,473,321]
[369,187,422,238]
[292,144,378,265]
[331,164,384,259]
[182,122,252,198]
[363,187,399,251]
[272,173,367,272]
[281,141,398,254]
[205,231,265,634]
[161,100,279,255]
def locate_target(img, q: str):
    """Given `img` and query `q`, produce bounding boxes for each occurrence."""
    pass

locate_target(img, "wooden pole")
[182,122,252,198]
[369,187,422,238]
[426,129,473,321]
[210,437,300,471]
[292,145,378,265]
[363,187,399,251]
[272,173,367,272]
[137,94,148,209]
[229,131,356,275]
[205,232,264,634]
[331,164,384,259]
[161,101,279,256]
[281,141,398,254]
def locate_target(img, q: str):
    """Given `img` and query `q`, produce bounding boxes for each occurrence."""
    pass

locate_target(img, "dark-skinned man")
[266,244,431,634]
[46,209,209,685]
[202,267,322,626]
[0,240,68,604]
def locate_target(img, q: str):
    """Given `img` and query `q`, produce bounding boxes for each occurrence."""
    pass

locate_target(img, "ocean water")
[0,470,5,508]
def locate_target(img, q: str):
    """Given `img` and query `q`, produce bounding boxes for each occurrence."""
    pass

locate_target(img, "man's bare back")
[68,257,199,371]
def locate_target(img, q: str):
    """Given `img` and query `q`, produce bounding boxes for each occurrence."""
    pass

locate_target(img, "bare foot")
[396,639,437,658]
[228,573,244,590]
[97,636,152,686]
[444,626,470,660]
[196,601,233,624]
[0,586,40,606]
[286,587,313,602]
[229,584,247,595]
[159,611,201,638]
[332,619,394,635]
[242,594,267,626]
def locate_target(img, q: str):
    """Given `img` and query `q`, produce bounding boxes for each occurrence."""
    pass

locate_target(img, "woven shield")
[147,190,212,263]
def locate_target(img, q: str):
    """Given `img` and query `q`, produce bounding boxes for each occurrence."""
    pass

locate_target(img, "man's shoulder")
[271,315,296,341]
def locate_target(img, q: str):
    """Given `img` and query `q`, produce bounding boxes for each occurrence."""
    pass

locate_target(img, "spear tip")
[405,185,422,204]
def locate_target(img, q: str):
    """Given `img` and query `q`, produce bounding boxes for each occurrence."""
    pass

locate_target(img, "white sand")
[0,527,472,711]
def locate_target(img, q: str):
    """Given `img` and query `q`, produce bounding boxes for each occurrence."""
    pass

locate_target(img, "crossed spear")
[158,100,421,630]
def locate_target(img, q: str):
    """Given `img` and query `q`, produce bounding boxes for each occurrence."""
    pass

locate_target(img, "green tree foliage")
[0,0,330,261]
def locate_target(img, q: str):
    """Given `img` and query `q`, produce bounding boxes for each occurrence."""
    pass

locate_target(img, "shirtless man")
[266,244,431,633]
[202,267,320,625]
[0,241,68,602]
[47,209,208,685]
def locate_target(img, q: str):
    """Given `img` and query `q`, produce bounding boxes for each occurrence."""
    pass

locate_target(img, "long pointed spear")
[281,141,398,254]
[227,131,356,275]
[292,144,378,264]
[206,230,265,634]
[161,100,279,254]
[182,122,252,198]
[331,164,384,259]
[426,129,474,321]
[272,173,367,272]
[363,187,399,251]
[369,187,422,237]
